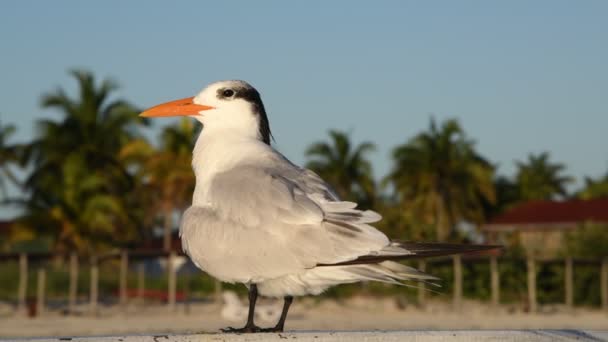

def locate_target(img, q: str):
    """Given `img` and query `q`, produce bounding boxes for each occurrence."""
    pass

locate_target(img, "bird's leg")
[221,284,262,333]
[261,296,293,333]
[243,284,260,331]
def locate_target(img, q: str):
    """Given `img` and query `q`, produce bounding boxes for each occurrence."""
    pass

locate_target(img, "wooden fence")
[2,251,607,317]
[2,250,196,316]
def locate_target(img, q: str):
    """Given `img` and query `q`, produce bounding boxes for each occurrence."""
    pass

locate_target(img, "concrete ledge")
[6,330,608,342]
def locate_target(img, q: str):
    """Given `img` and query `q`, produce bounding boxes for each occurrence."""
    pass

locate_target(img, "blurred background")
[1,0,607,337]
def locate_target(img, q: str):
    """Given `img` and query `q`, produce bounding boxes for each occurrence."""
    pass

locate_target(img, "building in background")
[483,198,608,257]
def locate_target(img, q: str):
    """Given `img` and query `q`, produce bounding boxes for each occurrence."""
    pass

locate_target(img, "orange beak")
[139,97,215,117]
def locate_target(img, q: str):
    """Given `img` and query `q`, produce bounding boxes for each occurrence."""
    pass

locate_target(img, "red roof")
[484,198,608,230]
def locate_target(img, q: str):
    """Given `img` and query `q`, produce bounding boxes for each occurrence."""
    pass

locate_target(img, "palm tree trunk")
[163,209,173,252]
[435,196,448,241]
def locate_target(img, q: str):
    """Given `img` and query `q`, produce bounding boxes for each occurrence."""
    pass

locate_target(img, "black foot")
[221,325,285,333]
[221,325,263,333]
[260,326,284,333]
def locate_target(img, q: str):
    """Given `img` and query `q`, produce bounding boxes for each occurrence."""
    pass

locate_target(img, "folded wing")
[204,162,394,271]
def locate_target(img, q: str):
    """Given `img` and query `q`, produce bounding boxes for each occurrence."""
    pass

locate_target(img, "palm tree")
[515,152,572,201]
[121,118,198,251]
[305,130,376,207]
[576,172,608,199]
[385,118,495,241]
[482,175,520,218]
[19,70,143,254]
[151,119,198,251]
[0,120,22,198]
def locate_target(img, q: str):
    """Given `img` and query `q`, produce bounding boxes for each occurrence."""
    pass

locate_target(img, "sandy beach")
[1,297,607,338]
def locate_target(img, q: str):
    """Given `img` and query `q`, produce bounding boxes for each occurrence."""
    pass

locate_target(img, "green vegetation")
[11,71,144,254]
[577,173,608,200]
[0,120,23,199]
[3,70,608,251]
[563,223,608,258]
[384,118,495,241]
[515,152,573,201]
[1,70,607,305]
[305,130,376,207]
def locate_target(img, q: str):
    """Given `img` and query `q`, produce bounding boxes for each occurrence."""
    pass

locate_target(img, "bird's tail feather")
[349,261,438,282]
[318,241,501,267]
[313,242,501,292]
[312,261,441,291]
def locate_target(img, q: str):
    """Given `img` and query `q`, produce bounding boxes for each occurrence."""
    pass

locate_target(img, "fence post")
[68,252,78,315]
[564,257,573,310]
[167,251,176,311]
[527,256,537,313]
[17,253,28,315]
[453,255,462,311]
[36,268,46,317]
[137,262,145,305]
[183,272,191,315]
[490,256,500,307]
[417,260,426,307]
[601,258,608,312]
[89,256,98,316]
[119,250,128,309]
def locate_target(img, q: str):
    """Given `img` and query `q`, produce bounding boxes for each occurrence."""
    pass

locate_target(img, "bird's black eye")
[222,89,235,98]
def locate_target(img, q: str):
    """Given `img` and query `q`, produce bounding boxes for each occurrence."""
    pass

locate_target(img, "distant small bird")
[140,80,498,333]
[221,291,248,322]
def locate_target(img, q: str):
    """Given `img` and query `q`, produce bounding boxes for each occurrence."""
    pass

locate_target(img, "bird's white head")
[140,80,272,145]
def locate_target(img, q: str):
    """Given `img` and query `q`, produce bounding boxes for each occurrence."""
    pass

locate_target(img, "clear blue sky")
[1,1,607,217]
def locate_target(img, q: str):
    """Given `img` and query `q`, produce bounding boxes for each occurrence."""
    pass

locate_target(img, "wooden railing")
[2,251,607,317]
[2,250,191,316]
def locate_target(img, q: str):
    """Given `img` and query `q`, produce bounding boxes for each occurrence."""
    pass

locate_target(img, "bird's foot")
[259,326,284,333]
[221,325,285,333]
[221,325,263,333]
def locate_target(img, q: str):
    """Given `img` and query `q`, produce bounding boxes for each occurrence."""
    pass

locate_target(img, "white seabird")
[140,80,498,332]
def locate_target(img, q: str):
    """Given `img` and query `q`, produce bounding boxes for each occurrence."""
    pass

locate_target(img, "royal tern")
[140,80,498,333]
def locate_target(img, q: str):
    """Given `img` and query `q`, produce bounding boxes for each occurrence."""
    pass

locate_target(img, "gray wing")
[201,161,394,270]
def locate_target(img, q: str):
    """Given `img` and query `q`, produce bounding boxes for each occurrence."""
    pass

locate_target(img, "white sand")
[1,297,607,338]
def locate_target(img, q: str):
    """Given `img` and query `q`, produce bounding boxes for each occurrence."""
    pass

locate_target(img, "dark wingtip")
[317,242,504,267]
[397,241,503,258]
